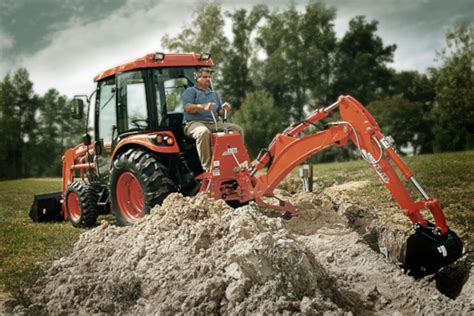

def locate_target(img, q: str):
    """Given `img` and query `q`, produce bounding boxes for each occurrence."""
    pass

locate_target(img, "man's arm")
[184,103,215,113]
[182,88,215,113]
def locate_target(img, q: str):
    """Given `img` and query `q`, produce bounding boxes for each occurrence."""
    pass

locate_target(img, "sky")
[0,0,472,97]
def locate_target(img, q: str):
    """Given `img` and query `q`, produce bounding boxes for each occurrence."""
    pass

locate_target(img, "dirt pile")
[7,183,474,315]
[17,194,345,314]
[287,186,473,314]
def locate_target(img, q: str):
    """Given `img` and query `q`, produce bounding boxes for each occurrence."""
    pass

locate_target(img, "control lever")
[209,103,218,131]
[223,109,228,133]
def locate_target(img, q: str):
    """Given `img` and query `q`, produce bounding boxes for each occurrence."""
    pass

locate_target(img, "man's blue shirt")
[182,86,222,121]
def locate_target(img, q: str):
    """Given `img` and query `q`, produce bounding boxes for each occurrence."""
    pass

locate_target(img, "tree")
[35,89,63,176]
[331,16,396,105]
[14,69,39,177]
[220,5,267,110]
[35,91,83,177]
[0,74,18,178]
[233,91,282,158]
[0,69,40,178]
[384,71,436,153]
[391,71,436,105]
[60,97,83,155]
[161,2,229,84]
[432,23,474,152]
[255,3,337,123]
[369,97,427,154]
[0,70,82,179]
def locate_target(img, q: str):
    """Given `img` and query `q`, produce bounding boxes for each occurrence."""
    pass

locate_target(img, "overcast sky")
[0,0,472,97]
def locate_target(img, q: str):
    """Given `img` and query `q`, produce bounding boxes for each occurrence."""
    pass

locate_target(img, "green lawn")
[0,151,472,302]
[309,150,474,240]
[0,178,84,303]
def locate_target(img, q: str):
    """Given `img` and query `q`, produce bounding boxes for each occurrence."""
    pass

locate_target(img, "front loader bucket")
[404,225,464,278]
[29,192,63,222]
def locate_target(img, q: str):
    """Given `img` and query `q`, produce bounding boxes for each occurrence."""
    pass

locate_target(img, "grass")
[0,178,84,302]
[0,151,472,303]
[305,151,474,241]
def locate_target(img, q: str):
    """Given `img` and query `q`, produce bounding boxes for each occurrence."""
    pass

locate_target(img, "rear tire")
[110,149,176,226]
[64,182,99,228]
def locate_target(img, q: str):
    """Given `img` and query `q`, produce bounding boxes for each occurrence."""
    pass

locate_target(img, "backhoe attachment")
[198,95,464,278]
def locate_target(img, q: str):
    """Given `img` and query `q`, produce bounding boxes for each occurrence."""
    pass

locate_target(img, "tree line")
[0,69,82,178]
[163,3,473,159]
[0,2,472,179]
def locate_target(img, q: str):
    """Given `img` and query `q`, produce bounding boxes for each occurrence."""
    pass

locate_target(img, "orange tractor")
[30,52,463,278]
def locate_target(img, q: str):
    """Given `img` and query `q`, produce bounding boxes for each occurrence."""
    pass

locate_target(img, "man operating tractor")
[182,67,244,171]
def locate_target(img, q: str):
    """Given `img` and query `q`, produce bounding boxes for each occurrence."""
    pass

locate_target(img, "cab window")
[164,78,188,113]
[117,71,149,133]
[97,78,116,145]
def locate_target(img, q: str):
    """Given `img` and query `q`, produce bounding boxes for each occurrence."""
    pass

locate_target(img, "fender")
[111,131,180,161]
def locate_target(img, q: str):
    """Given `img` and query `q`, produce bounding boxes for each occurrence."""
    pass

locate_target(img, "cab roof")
[94,52,214,82]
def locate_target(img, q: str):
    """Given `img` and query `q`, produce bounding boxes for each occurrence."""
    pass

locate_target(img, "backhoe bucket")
[29,192,63,222]
[404,225,464,278]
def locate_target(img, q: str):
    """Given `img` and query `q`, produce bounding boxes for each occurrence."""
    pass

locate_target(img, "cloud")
[0,30,15,76]
[0,30,14,52]
[1,0,472,96]
[329,0,473,71]
[17,0,197,96]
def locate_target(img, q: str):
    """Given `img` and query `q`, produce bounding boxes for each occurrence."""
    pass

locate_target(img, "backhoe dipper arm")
[253,95,448,235]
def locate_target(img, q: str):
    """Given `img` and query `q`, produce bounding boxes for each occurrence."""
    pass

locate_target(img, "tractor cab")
[92,54,210,176]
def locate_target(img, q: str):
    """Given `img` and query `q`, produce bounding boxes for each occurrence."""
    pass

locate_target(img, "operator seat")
[164,112,203,175]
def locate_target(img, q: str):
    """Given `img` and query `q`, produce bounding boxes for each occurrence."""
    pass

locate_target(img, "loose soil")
[3,181,473,315]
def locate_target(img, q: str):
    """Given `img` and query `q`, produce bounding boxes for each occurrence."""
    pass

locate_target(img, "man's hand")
[203,102,216,111]
[219,102,232,116]
[222,102,232,111]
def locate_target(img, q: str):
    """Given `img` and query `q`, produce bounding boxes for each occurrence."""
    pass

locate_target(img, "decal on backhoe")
[223,147,238,156]
[437,245,448,257]
[365,151,390,183]
[213,161,220,176]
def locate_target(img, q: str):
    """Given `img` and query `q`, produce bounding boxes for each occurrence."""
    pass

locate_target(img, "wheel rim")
[67,191,81,222]
[116,172,145,222]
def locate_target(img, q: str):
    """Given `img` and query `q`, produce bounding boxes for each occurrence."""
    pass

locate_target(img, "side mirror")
[83,133,92,146]
[71,98,85,119]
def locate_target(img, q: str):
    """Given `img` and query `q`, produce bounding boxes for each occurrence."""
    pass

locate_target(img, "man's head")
[195,67,214,89]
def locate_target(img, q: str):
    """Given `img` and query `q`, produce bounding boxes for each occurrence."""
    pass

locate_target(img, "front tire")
[110,149,176,226]
[64,182,99,228]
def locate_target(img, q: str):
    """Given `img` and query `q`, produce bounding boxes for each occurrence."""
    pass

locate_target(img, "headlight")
[153,52,165,61]
[200,52,211,60]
